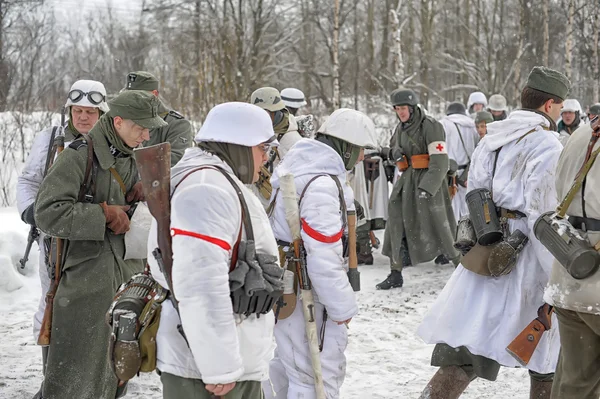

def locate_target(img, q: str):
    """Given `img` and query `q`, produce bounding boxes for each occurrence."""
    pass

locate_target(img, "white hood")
[482,110,558,151]
[271,139,346,190]
[444,113,476,128]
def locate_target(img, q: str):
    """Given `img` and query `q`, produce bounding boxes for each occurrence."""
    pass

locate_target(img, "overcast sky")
[50,0,143,20]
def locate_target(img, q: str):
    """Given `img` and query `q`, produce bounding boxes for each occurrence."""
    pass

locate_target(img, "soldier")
[16,79,109,399]
[474,111,494,139]
[123,71,194,166]
[34,90,167,399]
[147,102,282,399]
[265,108,375,399]
[467,91,488,116]
[377,88,460,290]
[488,94,508,121]
[281,87,307,116]
[350,148,389,265]
[587,103,600,120]
[557,98,583,146]
[544,121,600,399]
[418,66,570,399]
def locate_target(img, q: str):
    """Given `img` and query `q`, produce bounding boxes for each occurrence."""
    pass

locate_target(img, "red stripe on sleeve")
[301,218,344,243]
[171,228,231,251]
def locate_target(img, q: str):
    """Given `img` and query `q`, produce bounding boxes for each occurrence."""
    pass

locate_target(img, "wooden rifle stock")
[506,304,554,366]
[133,143,173,276]
[347,211,360,291]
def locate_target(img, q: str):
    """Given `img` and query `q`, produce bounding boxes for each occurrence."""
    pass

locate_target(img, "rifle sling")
[557,145,600,218]
[43,126,59,177]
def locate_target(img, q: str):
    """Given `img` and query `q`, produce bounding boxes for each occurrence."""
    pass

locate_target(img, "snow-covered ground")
[0,208,530,399]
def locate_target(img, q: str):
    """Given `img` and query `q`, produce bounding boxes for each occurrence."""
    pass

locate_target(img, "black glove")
[354,200,365,221]
[21,203,36,226]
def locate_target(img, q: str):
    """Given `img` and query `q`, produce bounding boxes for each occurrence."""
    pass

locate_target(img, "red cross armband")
[428,141,447,155]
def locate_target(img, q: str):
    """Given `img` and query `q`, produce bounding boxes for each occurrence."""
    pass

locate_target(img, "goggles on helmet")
[68,89,106,106]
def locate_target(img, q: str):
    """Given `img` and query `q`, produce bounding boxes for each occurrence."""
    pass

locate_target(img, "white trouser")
[263,299,348,399]
[451,184,469,223]
[33,237,49,341]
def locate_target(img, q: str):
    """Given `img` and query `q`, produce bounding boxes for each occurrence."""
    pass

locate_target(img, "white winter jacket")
[17,124,76,216]
[270,139,358,322]
[147,148,277,384]
[440,113,480,168]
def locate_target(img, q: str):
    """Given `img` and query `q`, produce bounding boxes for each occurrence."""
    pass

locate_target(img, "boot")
[419,366,472,399]
[529,377,552,399]
[434,254,450,265]
[376,270,403,290]
[357,253,374,265]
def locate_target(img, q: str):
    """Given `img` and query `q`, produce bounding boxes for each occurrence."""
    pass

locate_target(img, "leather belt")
[568,216,600,232]
[499,207,526,219]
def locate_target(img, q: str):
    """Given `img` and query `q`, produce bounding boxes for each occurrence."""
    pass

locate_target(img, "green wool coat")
[34,115,144,399]
[382,106,459,267]
[144,101,194,166]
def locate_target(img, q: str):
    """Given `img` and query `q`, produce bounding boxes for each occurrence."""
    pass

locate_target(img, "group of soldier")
[15,64,600,399]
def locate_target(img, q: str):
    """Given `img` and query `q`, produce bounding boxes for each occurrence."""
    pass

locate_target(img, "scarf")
[98,114,134,156]
[316,134,361,171]
[198,141,254,184]
[274,109,291,136]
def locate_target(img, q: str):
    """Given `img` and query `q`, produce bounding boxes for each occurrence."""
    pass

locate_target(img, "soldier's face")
[476,122,487,138]
[546,100,563,122]
[561,111,576,125]
[114,117,151,148]
[251,143,270,183]
[472,103,485,112]
[71,106,100,134]
[394,105,411,123]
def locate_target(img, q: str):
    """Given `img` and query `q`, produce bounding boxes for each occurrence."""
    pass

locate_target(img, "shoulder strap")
[298,174,347,229]
[109,167,127,195]
[77,135,95,203]
[557,145,600,217]
[452,122,470,163]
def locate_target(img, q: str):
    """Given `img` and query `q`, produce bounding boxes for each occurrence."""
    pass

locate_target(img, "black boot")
[376,270,403,290]
[434,254,450,265]
[357,253,374,265]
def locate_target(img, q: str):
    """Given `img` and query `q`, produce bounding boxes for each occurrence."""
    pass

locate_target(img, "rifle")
[38,107,67,346]
[506,303,554,366]
[19,226,39,269]
[347,211,360,292]
[280,173,326,399]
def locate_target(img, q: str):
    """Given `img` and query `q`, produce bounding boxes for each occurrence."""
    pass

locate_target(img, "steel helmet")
[390,88,419,107]
[467,91,488,109]
[446,102,467,116]
[589,103,600,116]
[65,80,109,113]
[488,94,508,112]
[317,108,377,149]
[281,88,307,108]
[561,99,582,113]
[250,87,286,112]
[195,102,278,147]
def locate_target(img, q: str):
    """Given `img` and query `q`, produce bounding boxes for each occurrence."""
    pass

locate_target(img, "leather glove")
[100,202,131,235]
[126,181,144,203]
[21,203,36,226]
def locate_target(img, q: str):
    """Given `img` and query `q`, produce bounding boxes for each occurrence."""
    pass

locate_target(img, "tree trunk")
[542,0,549,66]
[593,6,600,103]
[332,0,341,108]
[565,0,574,81]
[390,3,405,86]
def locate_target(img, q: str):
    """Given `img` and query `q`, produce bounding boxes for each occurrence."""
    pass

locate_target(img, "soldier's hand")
[126,181,145,203]
[205,382,236,396]
[100,202,131,235]
[21,203,36,226]
[334,318,352,325]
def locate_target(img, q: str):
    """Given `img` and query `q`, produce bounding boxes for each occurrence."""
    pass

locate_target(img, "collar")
[88,129,117,170]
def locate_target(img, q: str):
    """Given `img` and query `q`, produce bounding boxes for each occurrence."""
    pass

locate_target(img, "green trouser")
[552,307,600,399]
[356,224,372,256]
[160,372,264,399]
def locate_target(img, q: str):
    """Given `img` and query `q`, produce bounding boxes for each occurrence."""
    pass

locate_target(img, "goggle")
[68,90,105,105]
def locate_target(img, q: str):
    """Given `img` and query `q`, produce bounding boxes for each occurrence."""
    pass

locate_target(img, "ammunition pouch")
[396,156,409,172]
[106,273,168,381]
[396,154,430,171]
[487,229,528,277]
[256,166,273,201]
[229,240,284,317]
[534,212,600,279]
[466,188,503,245]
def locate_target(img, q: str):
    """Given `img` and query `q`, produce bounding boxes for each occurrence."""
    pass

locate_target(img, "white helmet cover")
[195,102,278,147]
[281,88,307,108]
[561,99,582,113]
[317,108,377,149]
[488,94,508,112]
[65,80,109,113]
[467,91,488,109]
